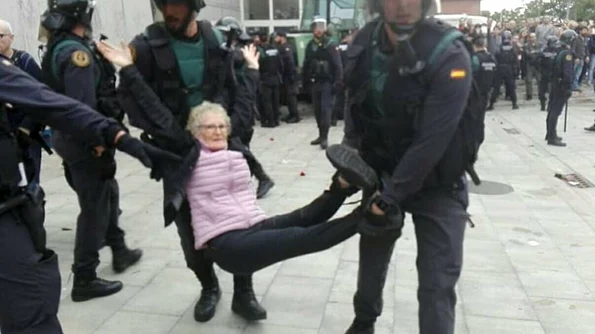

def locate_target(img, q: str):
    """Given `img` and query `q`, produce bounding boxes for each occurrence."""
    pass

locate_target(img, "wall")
[441,0,481,15]
[4,0,238,59]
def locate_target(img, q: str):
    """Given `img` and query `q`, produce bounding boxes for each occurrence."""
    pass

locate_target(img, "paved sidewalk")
[39,95,595,333]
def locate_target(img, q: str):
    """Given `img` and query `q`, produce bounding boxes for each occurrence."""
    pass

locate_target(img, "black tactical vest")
[308,38,333,81]
[141,21,226,128]
[540,46,557,78]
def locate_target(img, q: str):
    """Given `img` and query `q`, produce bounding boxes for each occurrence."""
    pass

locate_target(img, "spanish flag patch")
[450,69,466,79]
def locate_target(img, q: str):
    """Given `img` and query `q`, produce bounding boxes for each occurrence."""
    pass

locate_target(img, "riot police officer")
[471,25,497,111]
[538,36,558,111]
[546,30,576,146]
[259,32,284,127]
[39,0,143,302]
[342,0,472,332]
[276,31,301,123]
[303,16,343,149]
[524,33,540,100]
[0,58,178,334]
[488,30,519,110]
[119,0,268,323]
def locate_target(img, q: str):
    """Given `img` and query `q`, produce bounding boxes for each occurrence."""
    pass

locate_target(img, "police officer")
[538,36,558,111]
[119,0,268,323]
[524,33,540,100]
[39,0,143,302]
[0,58,179,334]
[303,16,343,149]
[471,25,497,111]
[546,30,576,146]
[488,31,519,110]
[275,31,301,123]
[331,32,350,126]
[342,0,472,332]
[259,32,284,127]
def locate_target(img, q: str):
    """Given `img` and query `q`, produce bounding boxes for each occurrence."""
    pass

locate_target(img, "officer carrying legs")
[303,16,343,149]
[119,0,267,323]
[39,0,143,302]
[546,30,576,146]
[0,58,178,334]
[342,0,472,333]
[488,31,519,110]
[538,36,559,111]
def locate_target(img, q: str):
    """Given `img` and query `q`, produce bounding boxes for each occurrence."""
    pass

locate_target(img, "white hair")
[186,102,231,136]
[0,20,13,35]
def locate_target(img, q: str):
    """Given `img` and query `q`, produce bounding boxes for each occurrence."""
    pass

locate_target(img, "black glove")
[116,133,183,169]
[357,195,404,238]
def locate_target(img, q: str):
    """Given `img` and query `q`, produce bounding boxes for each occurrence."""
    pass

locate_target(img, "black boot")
[585,124,595,132]
[547,138,567,147]
[486,102,494,111]
[540,100,546,111]
[512,103,519,110]
[326,144,378,189]
[286,115,301,123]
[71,276,123,302]
[320,129,329,149]
[231,276,267,321]
[256,175,275,199]
[194,285,221,322]
[345,321,375,334]
[112,246,143,274]
[310,137,322,145]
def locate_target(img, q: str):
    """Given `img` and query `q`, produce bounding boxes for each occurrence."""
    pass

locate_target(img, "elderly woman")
[96,41,379,275]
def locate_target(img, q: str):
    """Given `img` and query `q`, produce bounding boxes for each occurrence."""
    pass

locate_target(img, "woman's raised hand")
[241,44,260,70]
[96,41,134,68]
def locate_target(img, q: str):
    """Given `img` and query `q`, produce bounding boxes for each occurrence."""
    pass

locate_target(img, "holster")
[17,185,47,253]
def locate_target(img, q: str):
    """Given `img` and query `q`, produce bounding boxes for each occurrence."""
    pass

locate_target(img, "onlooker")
[572,25,588,91]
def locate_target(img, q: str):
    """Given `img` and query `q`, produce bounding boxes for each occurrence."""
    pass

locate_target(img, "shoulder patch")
[565,54,573,61]
[71,50,90,67]
[1,59,11,66]
[450,69,466,79]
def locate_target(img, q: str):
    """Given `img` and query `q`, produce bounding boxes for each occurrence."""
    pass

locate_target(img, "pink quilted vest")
[186,148,266,249]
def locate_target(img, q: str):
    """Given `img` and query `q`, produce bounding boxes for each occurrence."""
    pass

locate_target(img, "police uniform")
[119,3,267,322]
[343,17,471,334]
[0,58,169,334]
[524,40,541,99]
[303,35,343,149]
[538,42,558,111]
[332,40,349,125]
[489,35,519,110]
[39,0,142,302]
[278,34,300,123]
[259,41,284,127]
[473,49,497,110]
[546,35,574,146]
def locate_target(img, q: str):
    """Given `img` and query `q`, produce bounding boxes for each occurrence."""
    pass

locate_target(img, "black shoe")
[585,125,595,132]
[540,101,546,111]
[545,135,563,141]
[345,321,375,334]
[526,95,532,101]
[486,104,494,111]
[261,122,274,128]
[285,116,301,123]
[512,103,519,110]
[194,287,221,322]
[547,139,567,147]
[112,247,143,274]
[232,290,267,321]
[310,137,322,145]
[71,277,123,302]
[256,177,275,199]
[326,144,378,189]
[320,138,328,149]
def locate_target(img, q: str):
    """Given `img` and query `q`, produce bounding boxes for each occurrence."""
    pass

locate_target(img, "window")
[244,0,270,20]
[273,0,300,20]
[246,26,270,35]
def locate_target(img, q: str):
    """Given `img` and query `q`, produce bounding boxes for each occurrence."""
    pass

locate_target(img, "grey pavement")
[40,92,595,333]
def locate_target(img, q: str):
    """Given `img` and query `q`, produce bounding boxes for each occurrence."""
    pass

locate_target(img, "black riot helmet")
[367,0,435,38]
[41,0,96,32]
[215,16,244,48]
[470,24,488,47]
[501,30,513,45]
[559,29,577,47]
[153,0,205,11]
[546,35,558,48]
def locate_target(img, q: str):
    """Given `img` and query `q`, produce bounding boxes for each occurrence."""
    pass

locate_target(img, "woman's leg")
[208,208,362,275]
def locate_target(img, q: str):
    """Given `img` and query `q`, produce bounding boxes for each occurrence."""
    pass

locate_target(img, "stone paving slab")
[32,95,595,333]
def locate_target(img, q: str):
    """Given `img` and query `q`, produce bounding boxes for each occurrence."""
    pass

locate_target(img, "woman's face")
[196,112,229,151]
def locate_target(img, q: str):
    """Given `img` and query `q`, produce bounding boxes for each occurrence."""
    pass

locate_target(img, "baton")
[564,101,568,133]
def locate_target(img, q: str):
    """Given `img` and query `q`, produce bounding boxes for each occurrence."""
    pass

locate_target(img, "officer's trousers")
[538,78,550,104]
[260,84,281,126]
[525,66,540,98]
[312,82,333,138]
[0,212,63,334]
[491,71,517,105]
[546,86,569,140]
[332,87,346,122]
[173,200,255,291]
[282,82,299,119]
[353,183,468,334]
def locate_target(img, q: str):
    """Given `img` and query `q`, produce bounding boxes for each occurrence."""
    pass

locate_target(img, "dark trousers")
[0,213,63,334]
[29,142,42,185]
[260,84,280,125]
[208,190,354,275]
[312,82,333,138]
[283,82,299,118]
[353,183,468,334]
[491,70,517,105]
[53,134,125,279]
[525,65,540,97]
[332,87,346,122]
[546,86,569,140]
[173,201,254,290]
[538,78,550,103]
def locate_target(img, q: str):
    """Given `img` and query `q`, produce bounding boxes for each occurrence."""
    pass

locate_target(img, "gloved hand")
[116,133,183,169]
[357,195,404,237]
